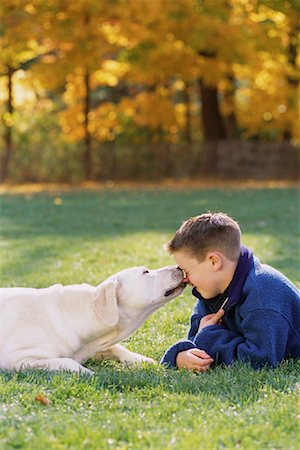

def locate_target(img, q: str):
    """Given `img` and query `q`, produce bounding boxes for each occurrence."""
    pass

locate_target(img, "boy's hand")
[199,309,225,331]
[176,348,214,372]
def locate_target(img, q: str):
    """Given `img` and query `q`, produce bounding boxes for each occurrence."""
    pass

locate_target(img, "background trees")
[0,0,299,182]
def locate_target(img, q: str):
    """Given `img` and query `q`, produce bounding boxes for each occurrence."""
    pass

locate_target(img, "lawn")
[0,186,299,449]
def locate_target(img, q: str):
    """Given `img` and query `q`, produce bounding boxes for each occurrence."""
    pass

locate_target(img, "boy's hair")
[166,212,241,262]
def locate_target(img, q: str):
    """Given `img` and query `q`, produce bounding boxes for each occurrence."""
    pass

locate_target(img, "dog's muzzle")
[164,281,187,297]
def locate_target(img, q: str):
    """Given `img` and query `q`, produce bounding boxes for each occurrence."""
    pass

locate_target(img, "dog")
[0,266,185,374]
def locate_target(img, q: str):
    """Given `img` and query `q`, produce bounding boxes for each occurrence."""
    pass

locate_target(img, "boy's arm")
[193,308,290,368]
[160,340,197,368]
[160,300,212,368]
[188,300,211,340]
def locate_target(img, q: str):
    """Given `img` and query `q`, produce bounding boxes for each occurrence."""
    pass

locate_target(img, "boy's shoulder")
[241,256,299,310]
[247,256,297,288]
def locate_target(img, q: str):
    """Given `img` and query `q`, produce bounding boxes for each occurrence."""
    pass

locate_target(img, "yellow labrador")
[1,266,185,374]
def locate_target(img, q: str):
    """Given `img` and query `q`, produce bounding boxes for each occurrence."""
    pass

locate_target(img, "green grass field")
[1,186,299,449]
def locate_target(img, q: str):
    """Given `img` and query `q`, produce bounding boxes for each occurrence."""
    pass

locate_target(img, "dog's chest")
[73,327,121,361]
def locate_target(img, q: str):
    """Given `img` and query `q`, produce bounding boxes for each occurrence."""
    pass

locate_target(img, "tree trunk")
[1,67,14,183]
[198,79,225,141]
[223,74,239,139]
[198,79,225,175]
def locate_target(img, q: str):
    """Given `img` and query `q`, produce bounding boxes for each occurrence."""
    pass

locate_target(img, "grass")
[0,186,299,449]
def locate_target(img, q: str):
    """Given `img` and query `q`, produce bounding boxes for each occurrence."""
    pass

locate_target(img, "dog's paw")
[123,352,156,365]
[80,366,94,376]
[135,356,156,365]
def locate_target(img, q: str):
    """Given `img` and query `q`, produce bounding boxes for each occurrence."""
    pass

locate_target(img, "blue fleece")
[161,250,300,369]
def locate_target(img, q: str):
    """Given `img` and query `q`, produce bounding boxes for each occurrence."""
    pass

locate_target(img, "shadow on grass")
[1,188,299,240]
[1,188,299,283]
[1,359,299,407]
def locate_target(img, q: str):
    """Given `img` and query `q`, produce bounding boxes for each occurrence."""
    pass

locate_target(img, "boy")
[161,212,300,371]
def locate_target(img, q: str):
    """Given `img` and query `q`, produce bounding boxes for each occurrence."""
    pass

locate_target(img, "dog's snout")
[171,266,183,281]
[176,266,184,277]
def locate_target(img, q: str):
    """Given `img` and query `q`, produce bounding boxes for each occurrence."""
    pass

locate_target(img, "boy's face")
[173,249,223,299]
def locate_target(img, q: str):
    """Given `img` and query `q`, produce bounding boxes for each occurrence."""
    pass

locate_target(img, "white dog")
[0,266,185,374]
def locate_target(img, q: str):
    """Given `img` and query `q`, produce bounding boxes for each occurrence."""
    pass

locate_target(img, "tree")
[28,0,121,179]
[1,0,298,182]
[0,0,47,181]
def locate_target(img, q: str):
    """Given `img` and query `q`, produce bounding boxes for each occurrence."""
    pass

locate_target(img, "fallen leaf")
[35,394,51,405]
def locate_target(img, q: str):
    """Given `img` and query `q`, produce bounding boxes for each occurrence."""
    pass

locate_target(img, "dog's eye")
[143,269,149,274]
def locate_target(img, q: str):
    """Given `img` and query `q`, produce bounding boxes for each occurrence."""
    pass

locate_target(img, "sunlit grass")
[0,187,299,449]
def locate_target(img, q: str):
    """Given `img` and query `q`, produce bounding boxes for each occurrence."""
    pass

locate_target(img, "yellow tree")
[90,0,201,146]
[2,0,298,181]
[103,0,248,173]
[112,0,299,173]
[27,0,122,179]
[235,0,300,141]
[0,0,48,181]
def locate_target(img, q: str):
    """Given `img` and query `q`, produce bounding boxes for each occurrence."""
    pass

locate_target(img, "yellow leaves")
[60,87,183,144]
[237,76,297,140]
[61,101,119,143]
[90,103,120,142]
[101,22,130,47]
[119,98,135,118]
[56,12,68,21]
[2,112,14,127]
[24,3,37,15]
[2,0,298,145]
[63,73,86,104]
[129,92,177,131]
[60,42,74,52]
[249,6,286,27]
[59,104,85,141]
[102,60,129,78]
[87,92,180,142]
[255,70,274,92]
[174,103,187,128]
[91,61,129,88]
[126,40,198,84]
[278,104,287,114]
[92,70,118,88]
[0,69,38,108]
[172,79,185,91]
[199,57,225,86]
[174,40,185,50]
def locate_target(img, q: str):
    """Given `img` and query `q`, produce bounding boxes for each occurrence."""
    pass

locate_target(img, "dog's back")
[1,285,84,370]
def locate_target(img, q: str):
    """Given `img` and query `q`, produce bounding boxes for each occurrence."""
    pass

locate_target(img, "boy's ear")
[208,252,222,270]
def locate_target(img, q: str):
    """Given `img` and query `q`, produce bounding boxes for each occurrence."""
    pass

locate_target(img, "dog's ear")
[93,280,119,327]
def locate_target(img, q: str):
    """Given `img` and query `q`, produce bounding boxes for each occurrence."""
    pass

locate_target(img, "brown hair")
[166,212,241,262]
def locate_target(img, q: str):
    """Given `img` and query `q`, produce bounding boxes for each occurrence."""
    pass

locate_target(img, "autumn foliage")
[0,0,299,182]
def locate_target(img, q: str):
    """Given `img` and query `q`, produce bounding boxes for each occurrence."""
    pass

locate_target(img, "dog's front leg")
[16,358,93,375]
[93,344,155,365]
